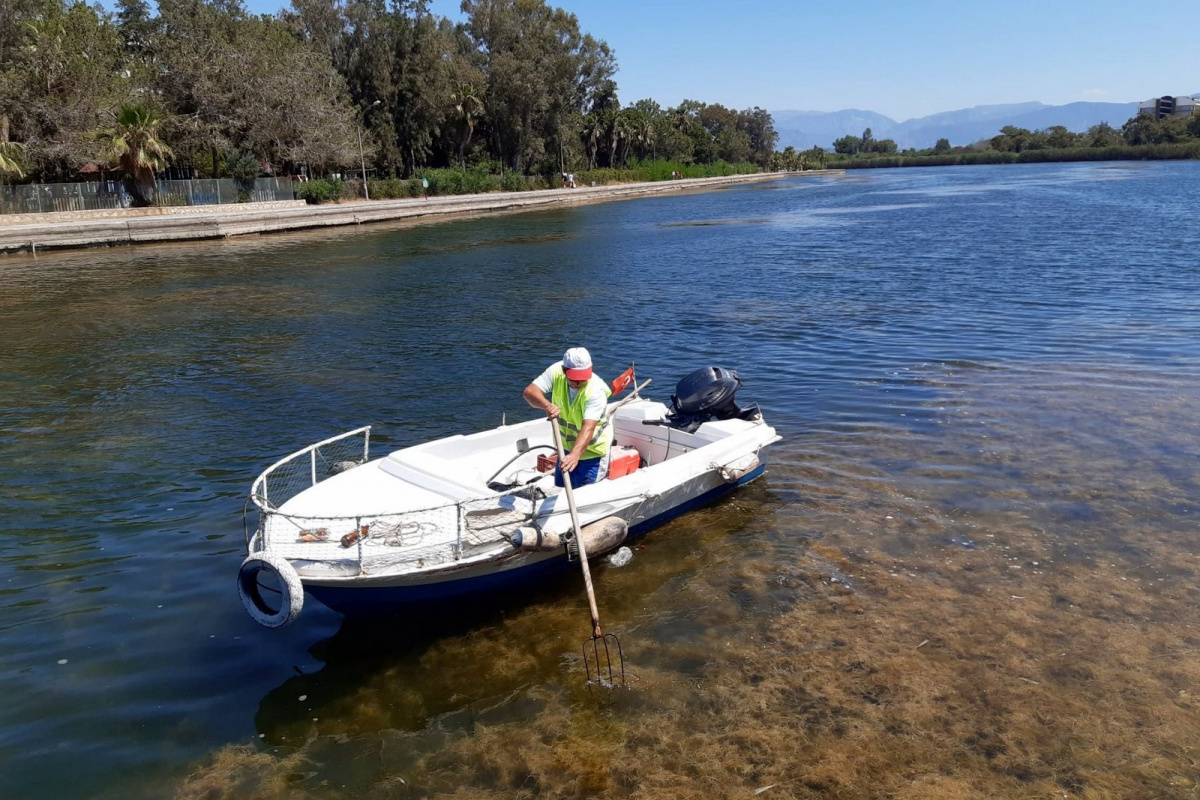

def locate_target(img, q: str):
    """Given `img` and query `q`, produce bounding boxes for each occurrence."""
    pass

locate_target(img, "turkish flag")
[610,365,635,396]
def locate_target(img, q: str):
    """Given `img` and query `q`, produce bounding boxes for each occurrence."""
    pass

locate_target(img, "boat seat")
[380,452,483,501]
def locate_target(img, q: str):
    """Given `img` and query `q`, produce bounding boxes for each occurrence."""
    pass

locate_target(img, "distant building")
[1138,95,1199,119]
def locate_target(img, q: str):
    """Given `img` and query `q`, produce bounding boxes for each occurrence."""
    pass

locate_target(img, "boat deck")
[251,398,775,579]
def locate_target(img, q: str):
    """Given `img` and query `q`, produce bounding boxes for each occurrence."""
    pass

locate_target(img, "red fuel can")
[607,445,641,479]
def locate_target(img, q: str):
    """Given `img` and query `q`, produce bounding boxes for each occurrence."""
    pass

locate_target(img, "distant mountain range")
[771,100,1149,151]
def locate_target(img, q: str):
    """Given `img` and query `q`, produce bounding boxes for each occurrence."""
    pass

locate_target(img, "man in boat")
[523,347,613,487]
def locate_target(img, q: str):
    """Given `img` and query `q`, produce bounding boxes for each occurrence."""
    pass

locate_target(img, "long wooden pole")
[550,421,603,638]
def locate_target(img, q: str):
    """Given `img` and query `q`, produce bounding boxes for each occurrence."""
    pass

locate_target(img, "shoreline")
[0,171,839,255]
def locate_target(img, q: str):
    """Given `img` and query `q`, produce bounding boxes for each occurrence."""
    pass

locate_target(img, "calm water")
[3,162,1200,799]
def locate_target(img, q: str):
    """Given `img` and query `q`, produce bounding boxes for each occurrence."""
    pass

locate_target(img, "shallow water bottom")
[174,363,1200,799]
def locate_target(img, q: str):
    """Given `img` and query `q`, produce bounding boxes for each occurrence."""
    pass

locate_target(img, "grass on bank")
[295,160,762,204]
[834,140,1200,170]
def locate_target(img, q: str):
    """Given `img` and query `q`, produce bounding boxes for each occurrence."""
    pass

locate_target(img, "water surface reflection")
[175,363,1200,799]
[4,163,1200,799]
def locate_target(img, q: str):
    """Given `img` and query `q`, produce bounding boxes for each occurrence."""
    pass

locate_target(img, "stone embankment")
[0,171,839,254]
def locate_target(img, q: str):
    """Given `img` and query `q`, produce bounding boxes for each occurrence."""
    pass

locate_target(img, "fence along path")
[0,172,823,254]
[0,177,296,215]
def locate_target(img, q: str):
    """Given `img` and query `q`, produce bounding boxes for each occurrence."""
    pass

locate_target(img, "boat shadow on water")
[254,572,586,738]
[250,483,784,745]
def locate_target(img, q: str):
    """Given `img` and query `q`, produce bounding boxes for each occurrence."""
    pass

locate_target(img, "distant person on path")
[523,347,612,487]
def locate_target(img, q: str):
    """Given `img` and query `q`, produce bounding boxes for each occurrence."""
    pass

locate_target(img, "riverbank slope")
[0,171,838,255]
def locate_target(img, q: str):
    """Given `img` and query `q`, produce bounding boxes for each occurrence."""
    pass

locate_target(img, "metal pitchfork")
[550,420,626,687]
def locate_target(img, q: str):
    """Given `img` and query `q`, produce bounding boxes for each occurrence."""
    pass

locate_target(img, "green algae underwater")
[6,162,1200,800]
[175,362,1200,799]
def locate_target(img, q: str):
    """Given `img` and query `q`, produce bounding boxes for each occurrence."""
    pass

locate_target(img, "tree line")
[0,0,778,198]
[811,112,1200,170]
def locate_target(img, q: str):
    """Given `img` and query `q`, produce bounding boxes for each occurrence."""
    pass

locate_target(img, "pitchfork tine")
[583,632,626,688]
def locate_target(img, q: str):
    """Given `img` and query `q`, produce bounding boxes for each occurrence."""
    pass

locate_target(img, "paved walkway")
[0,172,837,255]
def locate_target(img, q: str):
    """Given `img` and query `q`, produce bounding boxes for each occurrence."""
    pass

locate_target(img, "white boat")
[238,367,780,627]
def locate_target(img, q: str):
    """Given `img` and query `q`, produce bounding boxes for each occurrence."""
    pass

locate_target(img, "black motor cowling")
[664,367,760,432]
[672,366,741,417]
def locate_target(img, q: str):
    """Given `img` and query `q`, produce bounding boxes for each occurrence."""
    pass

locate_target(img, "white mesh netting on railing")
[255,428,370,511]
[261,483,546,575]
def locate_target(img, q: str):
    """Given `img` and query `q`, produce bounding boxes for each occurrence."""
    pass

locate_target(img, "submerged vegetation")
[0,0,777,189]
[170,368,1200,799]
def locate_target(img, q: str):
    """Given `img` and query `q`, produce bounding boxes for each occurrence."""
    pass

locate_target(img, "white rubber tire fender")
[237,551,304,628]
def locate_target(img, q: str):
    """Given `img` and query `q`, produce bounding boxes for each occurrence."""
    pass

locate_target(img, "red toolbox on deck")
[608,445,641,479]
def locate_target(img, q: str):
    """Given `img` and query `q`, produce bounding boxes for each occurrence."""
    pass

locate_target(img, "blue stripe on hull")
[305,464,766,615]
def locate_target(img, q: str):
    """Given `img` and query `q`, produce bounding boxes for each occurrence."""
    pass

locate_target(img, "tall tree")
[388,4,453,176]
[673,99,714,163]
[285,0,351,74]
[462,0,614,173]
[0,0,50,150]
[1085,122,1121,148]
[833,133,862,155]
[739,106,777,166]
[1043,125,1078,149]
[114,0,157,68]
[3,0,129,178]
[990,125,1032,152]
[156,0,359,175]
[861,127,874,152]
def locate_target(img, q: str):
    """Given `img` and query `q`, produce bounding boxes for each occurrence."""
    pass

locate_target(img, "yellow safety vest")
[549,364,612,460]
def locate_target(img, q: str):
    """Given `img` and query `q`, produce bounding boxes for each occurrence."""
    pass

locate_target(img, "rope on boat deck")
[371,518,440,547]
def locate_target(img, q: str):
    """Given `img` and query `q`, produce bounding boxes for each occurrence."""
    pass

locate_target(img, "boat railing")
[250,426,372,514]
[253,482,551,572]
[245,424,654,571]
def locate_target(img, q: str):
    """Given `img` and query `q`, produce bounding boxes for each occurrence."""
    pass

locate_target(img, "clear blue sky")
[241,0,1200,122]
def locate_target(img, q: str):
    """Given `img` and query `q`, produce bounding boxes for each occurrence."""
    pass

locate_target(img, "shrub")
[296,178,342,204]
[425,170,460,196]
[462,169,499,194]
[369,177,404,199]
[500,172,529,192]
[226,153,261,185]
[572,159,758,186]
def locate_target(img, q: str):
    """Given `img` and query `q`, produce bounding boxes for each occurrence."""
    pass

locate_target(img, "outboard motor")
[660,367,761,433]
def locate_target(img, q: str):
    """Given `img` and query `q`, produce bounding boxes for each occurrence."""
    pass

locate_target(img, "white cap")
[562,347,593,380]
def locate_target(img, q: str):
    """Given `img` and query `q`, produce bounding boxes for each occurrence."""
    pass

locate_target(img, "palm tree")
[99,104,172,207]
[608,110,632,168]
[581,113,604,169]
[623,110,654,163]
[0,142,25,180]
[639,114,657,161]
[806,145,827,170]
[781,146,797,171]
[449,82,484,170]
[618,110,643,167]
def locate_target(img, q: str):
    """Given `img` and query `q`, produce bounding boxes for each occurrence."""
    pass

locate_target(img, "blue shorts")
[554,455,605,488]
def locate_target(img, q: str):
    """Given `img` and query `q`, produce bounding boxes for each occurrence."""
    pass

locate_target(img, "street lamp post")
[359,100,381,201]
[358,125,369,200]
